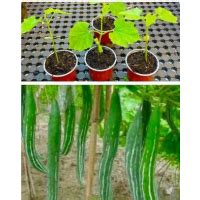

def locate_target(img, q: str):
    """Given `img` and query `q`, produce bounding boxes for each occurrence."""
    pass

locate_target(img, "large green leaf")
[69,22,93,51]
[101,3,110,16]
[145,13,157,27]
[109,2,127,17]
[109,18,141,47]
[155,7,177,23]
[21,16,41,34]
[120,8,143,20]
[44,8,69,15]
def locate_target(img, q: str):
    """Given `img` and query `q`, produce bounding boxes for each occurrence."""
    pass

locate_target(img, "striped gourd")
[47,99,61,200]
[99,87,105,123]
[61,86,76,155]
[99,89,122,200]
[125,105,143,200]
[77,85,92,185]
[140,106,161,200]
[23,86,47,173]
[142,100,151,146]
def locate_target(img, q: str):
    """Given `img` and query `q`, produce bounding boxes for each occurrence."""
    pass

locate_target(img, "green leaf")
[155,7,177,23]
[102,3,110,16]
[44,8,70,15]
[120,8,143,20]
[21,16,42,34]
[69,22,93,51]
[109,2,127,17]
[109,18,141,48]
[145,13,157,27]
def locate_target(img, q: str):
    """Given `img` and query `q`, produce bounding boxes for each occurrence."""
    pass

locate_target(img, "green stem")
[144,26,149,63]
[97,15,104,54]
[44,14,59,64]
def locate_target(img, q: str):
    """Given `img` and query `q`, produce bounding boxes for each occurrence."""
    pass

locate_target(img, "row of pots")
[44,47,159,81]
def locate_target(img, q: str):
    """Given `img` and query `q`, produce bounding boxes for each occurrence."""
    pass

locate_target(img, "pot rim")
[84,45,117,72]
[125,49,159,77]
[91,15,116,33]
[44,50,78,77]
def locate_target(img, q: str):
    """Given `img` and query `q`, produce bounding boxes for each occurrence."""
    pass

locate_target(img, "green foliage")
[145,13,157,27]
[120,8,143,20]
[44,8,69,15]
[69,2,127,52]
[69,22,93,51]
[21,8,70,63]
[101,3,110,16]
[109,18,141,47]
[120,7,178,61]
[109,2,127,17]
[38,86,59,104]
[155,7,177,23]
[120,85,180,166]
[21,16,41,34]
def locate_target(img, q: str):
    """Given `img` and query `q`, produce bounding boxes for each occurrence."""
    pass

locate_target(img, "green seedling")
[21,8,70,64]
[120,7,177,62]
[69,2,128,53]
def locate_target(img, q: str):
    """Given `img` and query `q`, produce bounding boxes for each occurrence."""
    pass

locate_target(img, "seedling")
[69,2,128,53]
[21,8,69,64]
[120,7,178,62]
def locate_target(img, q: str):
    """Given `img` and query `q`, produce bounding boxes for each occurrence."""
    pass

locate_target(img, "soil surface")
[22,113,180,200]
[93,16,115,31]
[127,51,157,74]
[45,51,76,75]
[86,47,115,70]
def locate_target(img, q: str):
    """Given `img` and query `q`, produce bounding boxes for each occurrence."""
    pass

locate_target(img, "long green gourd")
[77,85,92,185]
[47,99,61,200]
[99,89,122,200]
[61,86,76,155]
[99,87,105,123]
[140,106,161,200]
[125,105,143,200]
[23,86,47,173]
[142,100,151,146]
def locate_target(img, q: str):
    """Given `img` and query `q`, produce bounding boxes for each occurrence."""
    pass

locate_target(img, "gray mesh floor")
[21,2,180,81]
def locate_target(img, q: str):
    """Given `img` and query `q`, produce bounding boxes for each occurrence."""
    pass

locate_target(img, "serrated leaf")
[102,3,110,16]
[120,8,143,20]
[69,22,93,51]
[44,8,70,15]
[109,2,127,17]
[145,13,157,27]
[109,18,141,48]
[155,7,177,23]
[21,16,41,34]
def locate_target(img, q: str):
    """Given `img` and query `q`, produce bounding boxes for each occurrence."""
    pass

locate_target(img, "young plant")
[120,7,178,62]
[69,2,137,53]
[21,8,69,64]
